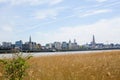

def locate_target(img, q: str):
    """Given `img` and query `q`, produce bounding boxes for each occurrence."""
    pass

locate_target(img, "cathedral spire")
[93,35,95,44]
[92,35,96,48]
[69,39,71,43]
[29,36,31,43]
[74,39,76,43]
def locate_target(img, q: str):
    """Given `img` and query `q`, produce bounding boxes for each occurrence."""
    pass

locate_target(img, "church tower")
[93,35,95,45]
[29,36,32,50]
[92,35,96,48]
[29,36,31,43]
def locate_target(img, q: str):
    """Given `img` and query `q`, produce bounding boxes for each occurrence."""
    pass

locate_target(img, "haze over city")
[0,0,120,45]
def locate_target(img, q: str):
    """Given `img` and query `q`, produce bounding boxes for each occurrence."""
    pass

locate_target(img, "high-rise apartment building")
[15,40,23,50]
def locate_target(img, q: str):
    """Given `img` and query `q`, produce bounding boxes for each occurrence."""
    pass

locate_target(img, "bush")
[0,53,32,80]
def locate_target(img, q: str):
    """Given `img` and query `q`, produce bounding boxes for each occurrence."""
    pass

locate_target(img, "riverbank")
[0,49,120,59]
[0,48,120,54]
[1,51,120,80]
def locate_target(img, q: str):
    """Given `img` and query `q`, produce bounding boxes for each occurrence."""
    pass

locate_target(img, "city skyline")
[0,0,120,45]
[0,35,119,46]
[0,35,120,53]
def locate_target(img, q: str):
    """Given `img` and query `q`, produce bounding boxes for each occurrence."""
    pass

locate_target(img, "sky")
[0,0,120,45]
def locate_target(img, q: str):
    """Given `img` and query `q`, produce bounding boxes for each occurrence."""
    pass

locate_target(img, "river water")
[0,50,120,59]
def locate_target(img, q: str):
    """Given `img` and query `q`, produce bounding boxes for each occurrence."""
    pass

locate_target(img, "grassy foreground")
[0,51,120,80]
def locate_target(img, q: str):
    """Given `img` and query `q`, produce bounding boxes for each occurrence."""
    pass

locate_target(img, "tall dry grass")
[0,51,120,80]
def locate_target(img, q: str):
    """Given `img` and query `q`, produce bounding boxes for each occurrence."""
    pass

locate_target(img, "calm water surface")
[0,50,119,59]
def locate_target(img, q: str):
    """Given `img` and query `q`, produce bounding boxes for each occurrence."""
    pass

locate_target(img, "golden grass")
[0,51,120,80]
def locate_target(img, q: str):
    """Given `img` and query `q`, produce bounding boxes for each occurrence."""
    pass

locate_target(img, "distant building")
[46,43,53,49]
[36,44,42,50]
[91,35,96,49]
[68,39,79,50]
[29,36,33,50]
[22,42,29,51]
[26,36,35,50]
[15,40,23,50]
[2,42,12,48]
[115,44,120,48]
[23,36,37,51]
[68,40,72,50]
[23,36,41,51]
[95,43,104,49]
[73,39,79,49]
[62,42,68,50]
[31,42,38,50]
[29,36,32,43]
[53,42,62,50]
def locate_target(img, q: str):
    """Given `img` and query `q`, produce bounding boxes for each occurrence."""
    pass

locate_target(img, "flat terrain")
[0,51,120,80]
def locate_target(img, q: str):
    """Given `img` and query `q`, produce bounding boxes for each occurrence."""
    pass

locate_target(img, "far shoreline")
[0,48,120,54]
[0,49,120,59]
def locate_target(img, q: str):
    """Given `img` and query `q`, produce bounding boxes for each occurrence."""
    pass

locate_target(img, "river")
[0,49,120,59]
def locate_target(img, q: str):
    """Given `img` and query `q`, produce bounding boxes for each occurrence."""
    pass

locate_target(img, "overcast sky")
[0,0,120,45]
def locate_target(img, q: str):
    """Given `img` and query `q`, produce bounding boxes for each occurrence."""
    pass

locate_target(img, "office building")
[15,40,23,50]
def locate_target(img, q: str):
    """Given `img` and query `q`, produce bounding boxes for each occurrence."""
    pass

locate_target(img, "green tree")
[0,53,32,80]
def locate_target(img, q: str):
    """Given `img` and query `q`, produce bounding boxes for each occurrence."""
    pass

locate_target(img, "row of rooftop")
[0,35,120,52]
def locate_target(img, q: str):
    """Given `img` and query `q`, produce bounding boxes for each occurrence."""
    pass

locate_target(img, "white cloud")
[35,17,120,45]
[0,24,15,43]
[34,7,65,20]
[80,9,111,17]
[0,0,7,3]
[86,0,107,3]
[60,17,120,44]
[96,0,107,2]
[35,9,58,20]
[49,0,63,5]
[0,0,63,6]
[0,22,15,32]
[1,25,13,32]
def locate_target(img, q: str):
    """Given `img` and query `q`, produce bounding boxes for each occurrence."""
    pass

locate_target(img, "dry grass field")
[0,51,120,80]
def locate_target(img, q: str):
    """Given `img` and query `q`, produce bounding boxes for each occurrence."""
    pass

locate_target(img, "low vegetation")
[0,53,32,80]
[0,51,120,80]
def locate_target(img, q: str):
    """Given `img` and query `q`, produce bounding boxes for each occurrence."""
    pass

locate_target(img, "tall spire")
[74,39,76,43]
[93,35,95,44]
[92,35,96,47]
[29,36,31,43]
[69,39,71,43]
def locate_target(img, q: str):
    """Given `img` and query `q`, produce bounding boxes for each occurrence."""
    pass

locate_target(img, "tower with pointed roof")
[29,36,31,43]
[92,35,96,48]
[29,36,33,50]
[93,35,95,45]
